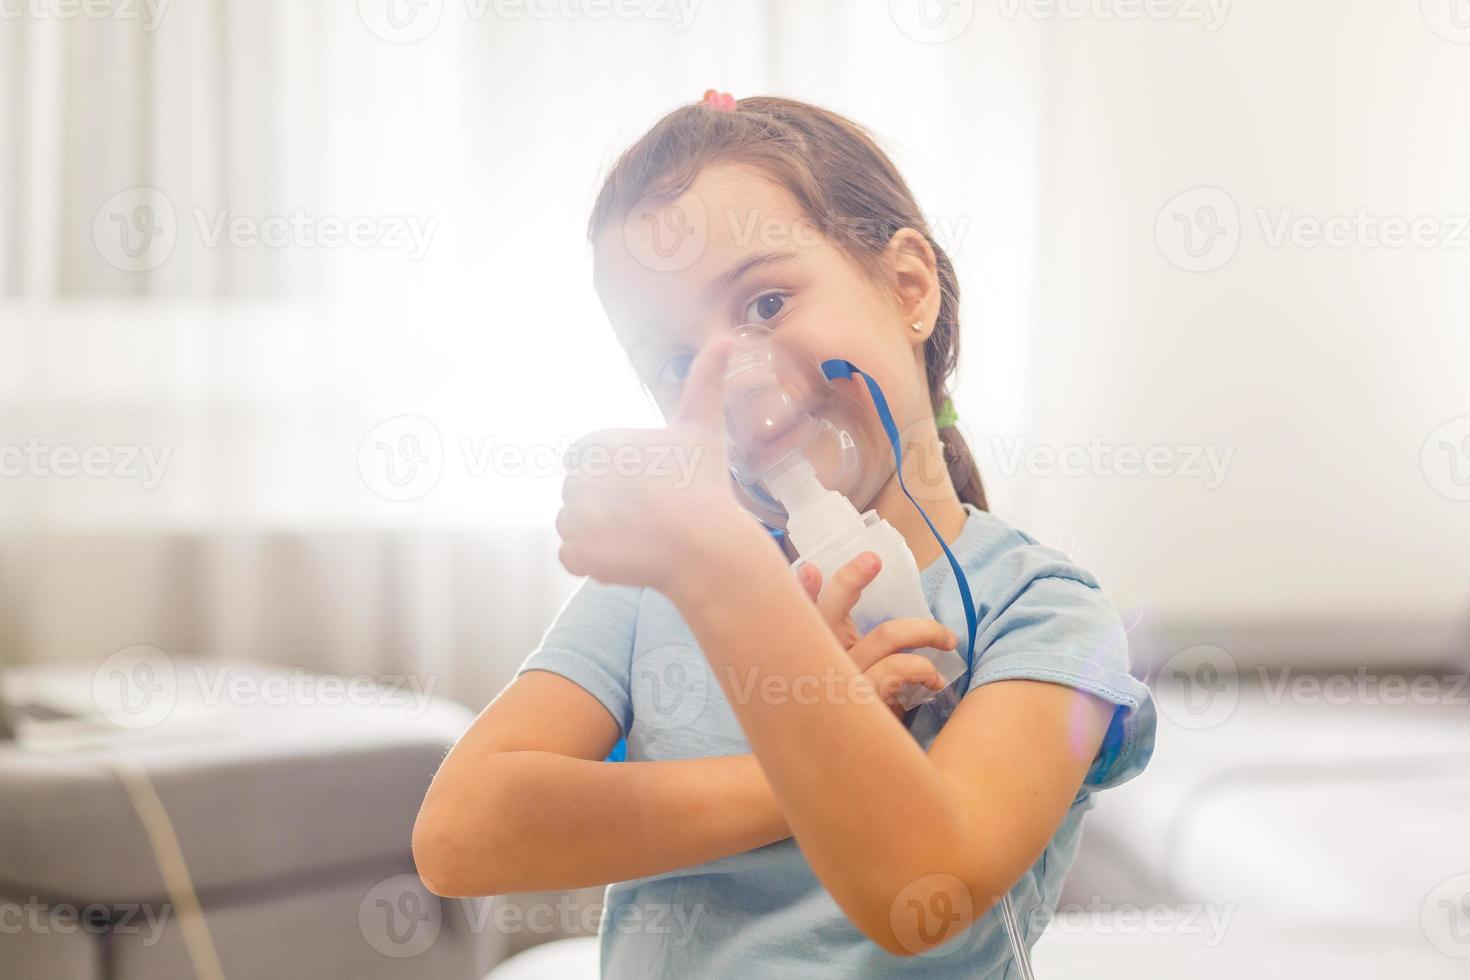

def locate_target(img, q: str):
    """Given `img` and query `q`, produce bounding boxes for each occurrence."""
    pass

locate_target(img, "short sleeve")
[515,578,642,738]
[966,545,1156,790]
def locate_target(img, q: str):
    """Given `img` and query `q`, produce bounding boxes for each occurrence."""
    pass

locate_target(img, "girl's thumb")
[673,336,734,431]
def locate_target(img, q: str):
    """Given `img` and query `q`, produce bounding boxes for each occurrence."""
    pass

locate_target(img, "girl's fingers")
[860,653,944,707]
[847,618,957,673]
[795,563,822,604]
[815,552,882,629]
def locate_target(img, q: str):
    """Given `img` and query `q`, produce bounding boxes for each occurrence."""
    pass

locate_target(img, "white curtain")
[0,1,1046,704]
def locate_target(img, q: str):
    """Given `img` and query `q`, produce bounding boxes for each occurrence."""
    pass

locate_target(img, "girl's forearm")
[673,523,983,934]
[415,751,787,897]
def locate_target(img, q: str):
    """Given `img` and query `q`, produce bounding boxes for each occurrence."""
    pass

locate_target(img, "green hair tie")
[935,398,958,429]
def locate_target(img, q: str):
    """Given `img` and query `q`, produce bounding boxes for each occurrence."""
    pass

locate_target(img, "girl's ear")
[883,228,942,347]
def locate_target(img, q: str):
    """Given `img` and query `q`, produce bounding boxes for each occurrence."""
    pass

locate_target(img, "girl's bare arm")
[669,516,1115,957]
[412,669,786,896]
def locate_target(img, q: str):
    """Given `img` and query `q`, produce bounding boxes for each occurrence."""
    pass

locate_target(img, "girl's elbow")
[411,806,469,897]
[845,867,1005,958]
[411,786,510,898]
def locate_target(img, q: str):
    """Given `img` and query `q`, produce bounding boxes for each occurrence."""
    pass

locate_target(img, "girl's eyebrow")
[704,250,798,305]
[620,250,799,352]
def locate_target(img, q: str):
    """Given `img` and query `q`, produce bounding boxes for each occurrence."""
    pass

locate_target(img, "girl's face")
[592,162,940,512]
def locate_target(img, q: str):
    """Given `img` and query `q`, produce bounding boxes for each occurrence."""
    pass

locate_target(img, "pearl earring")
[910,321,924,333]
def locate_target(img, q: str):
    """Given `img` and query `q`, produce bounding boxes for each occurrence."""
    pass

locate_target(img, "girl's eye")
[743,292,787,324]
[654,352,694,388]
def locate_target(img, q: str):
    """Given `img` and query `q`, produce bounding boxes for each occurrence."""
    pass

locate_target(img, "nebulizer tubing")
[817,360,1037,976]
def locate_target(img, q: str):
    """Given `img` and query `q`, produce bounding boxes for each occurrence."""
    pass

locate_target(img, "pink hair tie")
[700,89,737,112]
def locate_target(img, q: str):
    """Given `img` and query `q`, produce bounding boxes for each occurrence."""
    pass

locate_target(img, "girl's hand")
[796,555,955,718]
[555,338,758,599]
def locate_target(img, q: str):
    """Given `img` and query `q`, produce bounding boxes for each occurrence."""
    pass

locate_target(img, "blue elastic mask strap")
[820,359,978,674]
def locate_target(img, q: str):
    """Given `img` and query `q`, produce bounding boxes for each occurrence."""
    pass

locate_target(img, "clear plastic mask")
[723,323,892,529]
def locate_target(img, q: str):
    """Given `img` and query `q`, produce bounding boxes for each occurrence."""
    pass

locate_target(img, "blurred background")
[1,0,1467,977]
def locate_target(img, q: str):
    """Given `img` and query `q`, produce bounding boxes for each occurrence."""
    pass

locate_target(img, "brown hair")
[588,95,987,512]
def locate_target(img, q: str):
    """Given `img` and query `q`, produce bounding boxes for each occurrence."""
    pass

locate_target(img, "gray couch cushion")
[109,861,503,980]
[0,660,470,903]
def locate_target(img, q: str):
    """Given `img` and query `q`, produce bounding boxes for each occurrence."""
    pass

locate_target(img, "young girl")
[414,94,1155,978]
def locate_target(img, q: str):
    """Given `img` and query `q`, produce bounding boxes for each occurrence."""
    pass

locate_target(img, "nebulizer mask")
[722,322,972,709]
[721,323,1036,978]
[724,323,891,529]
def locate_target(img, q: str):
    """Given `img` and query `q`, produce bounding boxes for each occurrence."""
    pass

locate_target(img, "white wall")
[986,0,1470,643]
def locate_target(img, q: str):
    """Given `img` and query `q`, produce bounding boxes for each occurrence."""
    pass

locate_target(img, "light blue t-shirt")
[517,504,1156,979]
